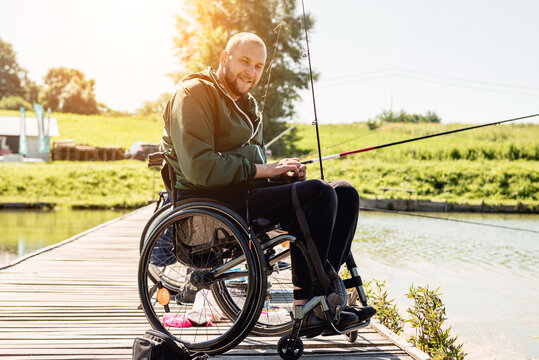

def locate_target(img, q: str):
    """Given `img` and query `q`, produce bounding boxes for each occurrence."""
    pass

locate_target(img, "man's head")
[217,32,267,100]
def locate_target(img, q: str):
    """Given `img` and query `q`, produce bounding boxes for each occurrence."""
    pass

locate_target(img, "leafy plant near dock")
[365,280,467,359]
[407,285,466,360]
[365,279,405,334]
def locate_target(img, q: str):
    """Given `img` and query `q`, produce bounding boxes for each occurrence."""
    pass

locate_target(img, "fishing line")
[260,0,288,117]
[360,207,539,234]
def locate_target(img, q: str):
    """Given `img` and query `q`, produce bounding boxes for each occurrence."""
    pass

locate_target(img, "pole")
[302,113,539,164]
[301,0,324,179]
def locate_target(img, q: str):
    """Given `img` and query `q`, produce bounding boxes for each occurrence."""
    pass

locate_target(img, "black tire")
[277,334,304,360]
[345,289,359,343]
[138,207,267,355]
[139,202,173,253]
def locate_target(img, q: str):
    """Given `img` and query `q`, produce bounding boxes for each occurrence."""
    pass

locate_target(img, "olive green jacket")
[162,67,267,191]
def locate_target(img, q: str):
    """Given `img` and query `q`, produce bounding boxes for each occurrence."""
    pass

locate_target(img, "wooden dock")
[0,206,428,360]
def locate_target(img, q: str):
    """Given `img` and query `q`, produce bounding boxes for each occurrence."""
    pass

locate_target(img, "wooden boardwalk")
[0,206,428,360]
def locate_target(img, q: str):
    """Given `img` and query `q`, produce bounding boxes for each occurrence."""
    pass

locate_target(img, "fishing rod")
[302,113,539,164]
[301,0,324,179]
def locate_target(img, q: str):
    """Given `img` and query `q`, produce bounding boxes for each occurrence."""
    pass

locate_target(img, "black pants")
[181,179,360,298]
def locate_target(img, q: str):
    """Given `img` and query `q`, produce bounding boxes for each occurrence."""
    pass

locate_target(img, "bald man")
[162,32,374,334]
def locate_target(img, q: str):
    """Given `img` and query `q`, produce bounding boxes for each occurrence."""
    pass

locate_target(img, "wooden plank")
[0,205,423,359]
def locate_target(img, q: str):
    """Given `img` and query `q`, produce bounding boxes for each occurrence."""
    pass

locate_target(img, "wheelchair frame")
[138,153,371,359]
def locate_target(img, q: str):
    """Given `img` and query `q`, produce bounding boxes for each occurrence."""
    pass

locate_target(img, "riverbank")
[1,196,538,213]
[360,197,538,213]
[1,158,537,210]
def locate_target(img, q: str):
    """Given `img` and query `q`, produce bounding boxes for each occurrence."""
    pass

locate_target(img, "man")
[162,32,374,333]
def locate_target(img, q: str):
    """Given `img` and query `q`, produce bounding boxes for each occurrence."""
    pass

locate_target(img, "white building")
[0,116,59,161]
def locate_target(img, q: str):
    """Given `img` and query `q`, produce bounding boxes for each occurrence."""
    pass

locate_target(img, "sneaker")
[290,310,327,337]
[342,305,376,323]
[321,310,360,336]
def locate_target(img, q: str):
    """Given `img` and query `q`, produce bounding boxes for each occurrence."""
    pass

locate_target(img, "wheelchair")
[138,153,371,359]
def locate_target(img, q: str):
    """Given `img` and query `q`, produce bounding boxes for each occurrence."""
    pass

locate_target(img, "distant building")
[0,116,59,161]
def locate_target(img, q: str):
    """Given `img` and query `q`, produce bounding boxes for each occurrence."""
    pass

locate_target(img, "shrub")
[407,285,466,360]
[365,279,405,334]
[365,280,466,359]
[0,96,31,110]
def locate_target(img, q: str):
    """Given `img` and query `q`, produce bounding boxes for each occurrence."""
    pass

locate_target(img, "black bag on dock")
[132,329,208,360]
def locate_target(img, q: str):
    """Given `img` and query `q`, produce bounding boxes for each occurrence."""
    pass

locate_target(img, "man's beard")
[223,63,253,98]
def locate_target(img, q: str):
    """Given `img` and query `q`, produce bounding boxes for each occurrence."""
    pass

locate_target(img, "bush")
[0,96,31,110]
[365,279,405,334]
[407,285,467,359]
[367,118,380,130]
[366,280,466,359]
[377,109,442,124]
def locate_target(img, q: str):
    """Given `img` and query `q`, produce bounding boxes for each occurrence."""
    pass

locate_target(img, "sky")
[1,0,538,124]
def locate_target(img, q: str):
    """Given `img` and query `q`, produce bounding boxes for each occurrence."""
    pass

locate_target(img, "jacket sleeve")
[169,84,257,188]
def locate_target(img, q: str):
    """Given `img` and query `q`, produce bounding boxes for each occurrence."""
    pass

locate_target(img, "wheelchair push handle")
[148,151,165,168]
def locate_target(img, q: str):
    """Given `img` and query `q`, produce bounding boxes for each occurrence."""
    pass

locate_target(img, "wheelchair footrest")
[321,319,371,336]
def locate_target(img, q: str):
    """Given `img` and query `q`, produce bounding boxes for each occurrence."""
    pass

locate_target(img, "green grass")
[293,122,538,161]
[0,109,163,148]
[0,161,161,208]
[306,158,538,206]
[1,110,537,208]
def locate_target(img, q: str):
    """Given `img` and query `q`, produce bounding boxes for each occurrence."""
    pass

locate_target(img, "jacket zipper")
[208,68,258,138]
[208,68,265,162]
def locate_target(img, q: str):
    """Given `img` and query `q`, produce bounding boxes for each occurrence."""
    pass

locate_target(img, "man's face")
[222,41,266,99]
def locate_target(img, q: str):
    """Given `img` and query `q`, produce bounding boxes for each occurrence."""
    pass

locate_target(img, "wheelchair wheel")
[139,202,173,253]
[345,288,359,343]
[138,207,267,355]
[277,334,304,360]
[213,236,295,336]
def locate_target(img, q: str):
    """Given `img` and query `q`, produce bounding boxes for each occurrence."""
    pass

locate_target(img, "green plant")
[407,285,466,359]
[365,279,405,334]
[0,96,31,110]
[367,118,380,130]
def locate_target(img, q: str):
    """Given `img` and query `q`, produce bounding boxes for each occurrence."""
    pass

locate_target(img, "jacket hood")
[183,67,226,94]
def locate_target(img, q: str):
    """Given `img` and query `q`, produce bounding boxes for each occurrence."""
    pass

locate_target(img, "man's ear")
[219,50,229,67]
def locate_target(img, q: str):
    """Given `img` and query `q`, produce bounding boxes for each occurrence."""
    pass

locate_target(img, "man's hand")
[254,158,307,181]
[287,162,307,181]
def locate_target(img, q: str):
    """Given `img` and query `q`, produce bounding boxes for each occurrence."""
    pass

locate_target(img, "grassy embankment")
[294,121,538,208]
[0,109,537,208]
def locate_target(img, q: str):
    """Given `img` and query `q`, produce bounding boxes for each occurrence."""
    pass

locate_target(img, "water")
[1,208,537,358]
[352,211,539,360]
[0,208,128,266]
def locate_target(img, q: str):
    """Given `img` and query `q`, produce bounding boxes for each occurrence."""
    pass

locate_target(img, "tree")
[171,0,315,156]
[137,92,172,116]
[0,38,26,99]
[369,109,442,126]
[43,67,99,114]
[0,96,32,110]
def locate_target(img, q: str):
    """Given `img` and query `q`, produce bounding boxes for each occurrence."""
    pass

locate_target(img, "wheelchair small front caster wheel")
[277,334,304,360]
[346,330,358,343]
